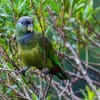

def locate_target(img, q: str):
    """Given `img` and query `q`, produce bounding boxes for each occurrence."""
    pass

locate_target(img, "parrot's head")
[16,16,36,48]
[16,16,33,35]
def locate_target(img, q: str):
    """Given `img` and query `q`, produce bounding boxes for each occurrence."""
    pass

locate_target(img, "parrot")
[16,16,67,80]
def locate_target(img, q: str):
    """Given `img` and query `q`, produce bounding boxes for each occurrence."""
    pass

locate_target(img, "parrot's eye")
[21,22,26,25]
[21,21,31,25]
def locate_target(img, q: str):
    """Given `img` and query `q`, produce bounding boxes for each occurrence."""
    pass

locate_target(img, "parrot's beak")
[27,26,33,32]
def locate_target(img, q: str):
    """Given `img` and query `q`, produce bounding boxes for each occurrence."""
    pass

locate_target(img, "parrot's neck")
[17,32,38,50]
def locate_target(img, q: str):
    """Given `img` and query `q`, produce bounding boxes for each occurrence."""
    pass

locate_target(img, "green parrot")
[16,16,67,80]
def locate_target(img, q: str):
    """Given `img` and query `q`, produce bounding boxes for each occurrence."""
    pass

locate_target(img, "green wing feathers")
[38,35,68,79]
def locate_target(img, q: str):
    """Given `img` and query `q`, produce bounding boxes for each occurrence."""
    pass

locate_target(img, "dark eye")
[21,21,31,25]
[21,21,26,25]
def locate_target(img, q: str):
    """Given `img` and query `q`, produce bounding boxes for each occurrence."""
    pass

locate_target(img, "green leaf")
[82,86,96,100]
[6,85,17,94]
[46,94,54,100]
[0,38,8,49]
[18,0,27,11]
[32,92,38,100]
[71,0,78,9]
[74,3,86,13]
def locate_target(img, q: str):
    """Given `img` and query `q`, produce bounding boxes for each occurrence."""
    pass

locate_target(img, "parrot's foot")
[15,67,28,75]
[42,68,49,75]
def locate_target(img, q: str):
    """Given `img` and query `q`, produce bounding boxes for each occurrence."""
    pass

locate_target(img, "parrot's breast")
[19,45,43,69]
[19,44,54,70]
[18,32,54,70]
[17,32,35,49]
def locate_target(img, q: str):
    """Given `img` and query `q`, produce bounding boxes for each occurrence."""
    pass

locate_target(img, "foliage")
[82,86,100,100]
[0,0,100,100]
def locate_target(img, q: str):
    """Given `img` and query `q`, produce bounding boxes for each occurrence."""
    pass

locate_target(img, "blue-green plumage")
[16,16,67,79]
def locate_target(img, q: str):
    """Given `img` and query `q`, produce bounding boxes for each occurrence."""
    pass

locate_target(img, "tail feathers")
[49,67,68,80]
[56,70,68,80]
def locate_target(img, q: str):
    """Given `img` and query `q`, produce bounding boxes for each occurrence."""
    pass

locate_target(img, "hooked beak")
[27,25,33,32]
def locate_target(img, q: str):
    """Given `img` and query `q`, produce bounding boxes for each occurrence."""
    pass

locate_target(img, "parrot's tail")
[57,70,68,80]
[49,67,68,80]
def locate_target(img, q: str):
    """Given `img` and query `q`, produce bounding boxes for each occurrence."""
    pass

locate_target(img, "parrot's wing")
[38,34,68,79]
[38,34,61,68]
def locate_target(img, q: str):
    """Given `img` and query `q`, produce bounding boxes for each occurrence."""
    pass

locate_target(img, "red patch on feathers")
[49,67,61,75]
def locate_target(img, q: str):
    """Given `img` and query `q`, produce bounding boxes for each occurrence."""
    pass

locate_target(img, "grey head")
[17,16,33,26]
[16,16,33,33]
